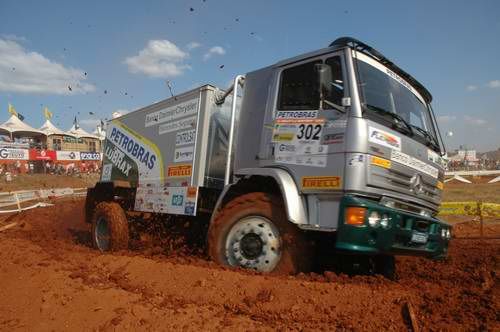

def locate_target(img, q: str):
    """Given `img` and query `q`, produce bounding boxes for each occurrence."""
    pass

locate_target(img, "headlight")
[380,214,390,228]
[441,228,451,239]
[368,211,381,227]
[420,209,432,217]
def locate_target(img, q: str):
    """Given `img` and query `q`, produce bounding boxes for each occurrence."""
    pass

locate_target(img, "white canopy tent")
[0,115,45,139]
[39,119,75,137]
[66,124,100,139]
[92,125,106,141]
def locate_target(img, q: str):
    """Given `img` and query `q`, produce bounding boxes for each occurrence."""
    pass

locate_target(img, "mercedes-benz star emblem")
[410,173,424,195]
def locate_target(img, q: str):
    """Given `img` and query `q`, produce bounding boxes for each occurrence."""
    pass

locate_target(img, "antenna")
[166,81,177,100]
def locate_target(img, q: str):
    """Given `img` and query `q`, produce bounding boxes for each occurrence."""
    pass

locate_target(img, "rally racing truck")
[86,37,451,277]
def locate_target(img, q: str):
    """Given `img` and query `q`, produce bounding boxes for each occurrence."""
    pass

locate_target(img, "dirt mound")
[0,198,498,331]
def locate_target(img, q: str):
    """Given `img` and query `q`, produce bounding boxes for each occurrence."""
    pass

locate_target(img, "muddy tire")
[91,202,129,252]
[208,192,312,275]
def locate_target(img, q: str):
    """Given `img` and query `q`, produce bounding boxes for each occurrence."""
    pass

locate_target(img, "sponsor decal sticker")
[349,154,364,166]
[325,119,347,129]
[0,148,29,160]
[174,145,194,162]
[275,110,318,119]
[103,145,133,176]
[371,155,392,169]
[56,151,80,161]
[145,98,199,127]
[322,133,344,145]
[302,176,342,190]
[272,119,323,142]
[108,125,158,171]
[175,129,196,146]
[167,164,192,177]
[184,201,195,215]
[273,118,328,168]
[275,155,327,167]
[171,194,184,206]
[186,186,197,198]
[80,152,101,160]
[368,127,402,151]
[105,121,163,193]
[159,116,197,135]
[355,51,426,104]
[29,149,56,160]
[391,150,438,179]
[101,164,112,181]
[427,149,440,164]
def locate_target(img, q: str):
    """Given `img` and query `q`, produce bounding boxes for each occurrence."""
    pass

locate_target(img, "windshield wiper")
[363,104,414,136]
[410,124,440,152]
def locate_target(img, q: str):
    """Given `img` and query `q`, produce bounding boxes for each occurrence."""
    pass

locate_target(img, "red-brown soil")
[0,198,498,331]
[0,173,99,192]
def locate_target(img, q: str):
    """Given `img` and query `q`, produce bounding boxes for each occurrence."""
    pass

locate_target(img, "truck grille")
[368,165,440,204]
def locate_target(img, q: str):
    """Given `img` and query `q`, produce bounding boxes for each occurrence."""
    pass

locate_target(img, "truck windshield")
[356,55,438,149]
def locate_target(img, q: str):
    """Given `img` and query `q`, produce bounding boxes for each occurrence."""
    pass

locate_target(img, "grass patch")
[442,182,500,204]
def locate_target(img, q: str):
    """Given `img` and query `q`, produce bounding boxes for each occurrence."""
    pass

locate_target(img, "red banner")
[29,149,56,161]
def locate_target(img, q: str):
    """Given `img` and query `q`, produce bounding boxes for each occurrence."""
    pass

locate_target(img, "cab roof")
[273,36,432,103]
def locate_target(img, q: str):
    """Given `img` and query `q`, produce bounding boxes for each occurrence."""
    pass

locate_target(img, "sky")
[0,0,499,151]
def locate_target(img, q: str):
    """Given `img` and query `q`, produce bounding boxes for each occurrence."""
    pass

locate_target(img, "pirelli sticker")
[167,164,192,177]
[371,156,392,169]
[302,176,341,190]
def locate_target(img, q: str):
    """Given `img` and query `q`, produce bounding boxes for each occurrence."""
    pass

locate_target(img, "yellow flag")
[44,107,53,120]
[8,103,18,117]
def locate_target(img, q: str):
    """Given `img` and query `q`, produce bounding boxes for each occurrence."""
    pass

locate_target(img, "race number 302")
[296,124,322,140]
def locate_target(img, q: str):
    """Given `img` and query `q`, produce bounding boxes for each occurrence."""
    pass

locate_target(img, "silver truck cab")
[213,37,450,273]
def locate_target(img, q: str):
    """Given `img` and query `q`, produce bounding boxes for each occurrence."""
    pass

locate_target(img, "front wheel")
[208,192,312,274]
[91,202,129,252]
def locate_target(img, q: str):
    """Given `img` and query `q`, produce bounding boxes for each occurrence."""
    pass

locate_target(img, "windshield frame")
[353,51,440,151]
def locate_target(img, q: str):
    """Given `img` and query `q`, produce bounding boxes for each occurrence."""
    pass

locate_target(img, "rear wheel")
[208,192,312,274]
[91,202,129,252]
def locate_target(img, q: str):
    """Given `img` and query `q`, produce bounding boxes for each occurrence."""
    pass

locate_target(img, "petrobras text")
[276,110,318,119]
[108,127,156,170]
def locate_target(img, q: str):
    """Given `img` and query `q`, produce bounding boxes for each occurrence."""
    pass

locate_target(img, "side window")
[323,56,345,108]
[277,56,345,111]
[278,60,321,110]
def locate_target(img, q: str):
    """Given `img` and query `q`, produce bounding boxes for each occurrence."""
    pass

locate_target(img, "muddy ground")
[0,174,99,192]
[0,198,498,331]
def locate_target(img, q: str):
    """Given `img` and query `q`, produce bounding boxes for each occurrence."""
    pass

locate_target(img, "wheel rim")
[95,216,110,251]
[225,216,281,272]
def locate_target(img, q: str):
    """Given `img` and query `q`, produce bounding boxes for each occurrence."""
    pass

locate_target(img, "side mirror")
[315,63,333,95]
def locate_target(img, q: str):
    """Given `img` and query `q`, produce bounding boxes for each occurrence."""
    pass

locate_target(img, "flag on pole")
[44,107,53,120]
[8,103,24,121]
[8,103,18,117]
[73,116,79,129]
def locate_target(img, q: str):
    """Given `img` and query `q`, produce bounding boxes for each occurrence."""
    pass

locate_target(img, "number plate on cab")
[411,232,428,244]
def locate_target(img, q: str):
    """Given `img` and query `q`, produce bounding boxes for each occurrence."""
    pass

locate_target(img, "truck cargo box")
[101,85,234,216]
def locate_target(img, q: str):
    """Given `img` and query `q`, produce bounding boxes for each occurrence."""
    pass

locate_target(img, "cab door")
[263,51,351,228]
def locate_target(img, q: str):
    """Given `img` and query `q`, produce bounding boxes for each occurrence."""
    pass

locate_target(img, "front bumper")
[336,195,450,258]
